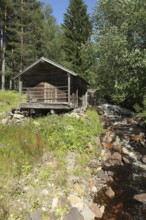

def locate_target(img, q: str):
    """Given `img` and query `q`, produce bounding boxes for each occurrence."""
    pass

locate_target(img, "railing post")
[68,73,71,105]
[19,77,22,106]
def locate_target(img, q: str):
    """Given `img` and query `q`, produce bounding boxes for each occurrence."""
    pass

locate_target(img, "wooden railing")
[22,86,68,103]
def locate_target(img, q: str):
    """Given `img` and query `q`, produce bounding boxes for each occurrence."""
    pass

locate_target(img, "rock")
[42,189,49,196]
[111,152,122,162]
[49,213,57,220]
[26,210,41,220]
[58,196,70,209]
[141,155,146,164]
[102,131,115,143]
[88,160,99,169]
[130,133,144,142]
[112,136,122,153]
[0,144,6,148]
[74,183,85,196]
[105,187,115,199]
[133,193,146,204]
[122,156,130,164]
[89,203,104,218]
[91,186,98,193]
[81,204,95,220]
[13,113,25,119]
[96,170,110,182]
[96,106,104,115]
[86,142,93,150]
[52,197,59,211]
[63,207,84,220]
[112,144,122,153]
[23,186,30,191]
[1,118,9,124]
[102,142,113,149]
[67,195,83,210]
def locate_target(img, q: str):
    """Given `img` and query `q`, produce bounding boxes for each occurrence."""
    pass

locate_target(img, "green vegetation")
[0,108,103,177]
[0,90,19,113]
[1,0,146,113]
[63,0,92,74]
[0,96,103,218]
[88,0,146,109]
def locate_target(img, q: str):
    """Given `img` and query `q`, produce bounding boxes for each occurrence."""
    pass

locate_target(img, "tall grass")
[0,108,103,178]
[0,90,19,113]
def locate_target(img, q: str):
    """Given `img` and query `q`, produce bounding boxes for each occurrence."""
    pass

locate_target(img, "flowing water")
[95,104,146,220]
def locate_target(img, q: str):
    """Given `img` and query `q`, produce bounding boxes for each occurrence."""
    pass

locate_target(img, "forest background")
[1,0,146,113]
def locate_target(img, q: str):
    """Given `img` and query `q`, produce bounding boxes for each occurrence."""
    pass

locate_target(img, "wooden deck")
[20,102,74,110]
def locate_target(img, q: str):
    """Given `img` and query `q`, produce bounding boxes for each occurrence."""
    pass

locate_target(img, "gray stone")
[134,193,146,204]
[58,196,70,209]
[49,213,57,220]
[89,203,104,219]
[63,207,84,220]
[81,204,95,220]
[105,187,115,199]
[88,160,99,169]
[142,155,146,164]
[122,156,130,164]
[1,118,9,124]
[25,210,41,220]
[13,113,25,119]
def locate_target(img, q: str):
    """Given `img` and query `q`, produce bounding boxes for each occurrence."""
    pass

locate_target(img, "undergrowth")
[0,90,19,113]
[0,107,103,219]
[0,108,103,177]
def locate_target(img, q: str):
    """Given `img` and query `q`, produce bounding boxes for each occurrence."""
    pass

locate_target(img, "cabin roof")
[13,57,89,84]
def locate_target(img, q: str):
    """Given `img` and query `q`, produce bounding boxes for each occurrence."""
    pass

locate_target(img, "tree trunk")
[1,6,7,91]
[20,0,24,71]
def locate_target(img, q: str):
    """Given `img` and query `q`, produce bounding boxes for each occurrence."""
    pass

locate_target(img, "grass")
[0,90,19,113]
[0,90,103,219]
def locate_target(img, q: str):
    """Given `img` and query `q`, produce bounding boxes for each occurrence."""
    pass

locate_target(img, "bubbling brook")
[95,104,146,220]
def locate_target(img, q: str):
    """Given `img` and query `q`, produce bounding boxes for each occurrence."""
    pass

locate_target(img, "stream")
[95,104,146,220]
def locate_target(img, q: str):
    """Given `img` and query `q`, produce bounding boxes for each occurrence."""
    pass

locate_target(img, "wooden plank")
[19,77,22,105]
[68,73,71,104]
[85,91,88,109]
[20,102,73,110]
[76,89,78,108]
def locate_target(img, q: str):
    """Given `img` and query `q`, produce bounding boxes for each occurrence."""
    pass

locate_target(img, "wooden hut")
[13,57,89,112]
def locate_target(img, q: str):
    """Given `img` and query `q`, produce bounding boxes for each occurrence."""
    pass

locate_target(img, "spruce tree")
[63,0,92,74]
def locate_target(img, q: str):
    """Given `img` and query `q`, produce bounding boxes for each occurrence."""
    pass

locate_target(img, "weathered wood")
[14,57,89,111]
[68,73,71,105]
[85,91,88,109]
[76,89,78,108]
[20,102,73,110]
[19,77,22,105]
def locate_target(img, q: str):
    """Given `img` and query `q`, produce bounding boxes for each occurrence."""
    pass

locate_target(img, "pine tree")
[0,0,13,90]
[7,0,45,74]
[63,0,92,74]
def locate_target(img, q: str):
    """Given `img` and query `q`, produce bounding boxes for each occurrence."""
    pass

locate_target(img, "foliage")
[0,90,19,113]
[35,108,103,151]
[84,0,146,108]
[139,96,146,123]
[0,1,64,89]
[62,0,92,74]
[0,108,103,177]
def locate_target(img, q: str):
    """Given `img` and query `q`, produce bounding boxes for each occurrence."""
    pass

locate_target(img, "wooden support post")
[19,77,22,106]
[85,91,88,109]
[76,89,78,108]
[68,73,71,105]
[82,94,85,109]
